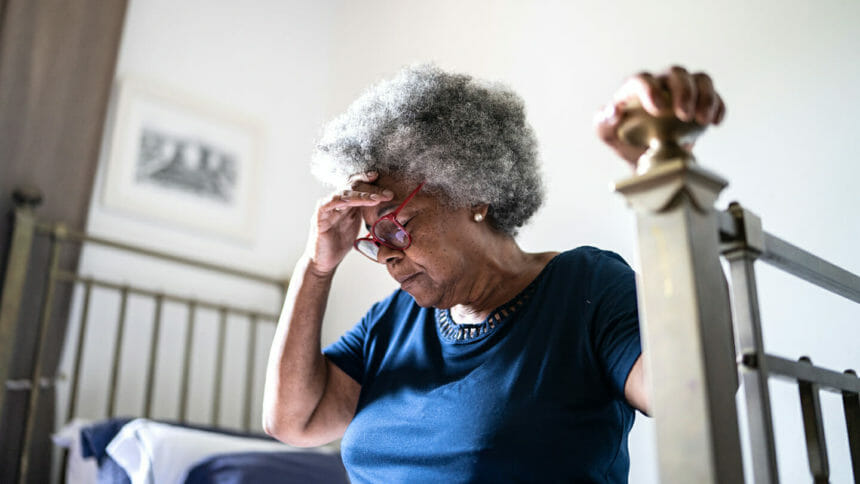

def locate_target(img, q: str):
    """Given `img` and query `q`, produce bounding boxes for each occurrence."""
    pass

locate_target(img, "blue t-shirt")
[323,247,641,483]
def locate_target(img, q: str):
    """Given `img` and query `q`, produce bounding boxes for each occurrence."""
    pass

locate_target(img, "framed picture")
[102,77,262,242]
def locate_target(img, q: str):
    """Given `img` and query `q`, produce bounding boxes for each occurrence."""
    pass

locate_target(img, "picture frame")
[101,77,262,242]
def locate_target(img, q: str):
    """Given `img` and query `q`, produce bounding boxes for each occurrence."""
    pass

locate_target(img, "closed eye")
[399,211,419,227]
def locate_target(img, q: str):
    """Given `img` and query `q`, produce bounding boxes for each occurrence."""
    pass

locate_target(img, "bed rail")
[721,203,859,484]
[0,189,288,483]
[615,108,859,483]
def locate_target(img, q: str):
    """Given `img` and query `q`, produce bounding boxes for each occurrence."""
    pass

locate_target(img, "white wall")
[75,1,859,482]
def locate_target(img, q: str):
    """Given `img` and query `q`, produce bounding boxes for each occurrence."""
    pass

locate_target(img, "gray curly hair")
[311,64,544,235]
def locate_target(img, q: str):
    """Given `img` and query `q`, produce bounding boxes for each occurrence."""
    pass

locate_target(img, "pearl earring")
[473,213,484,222]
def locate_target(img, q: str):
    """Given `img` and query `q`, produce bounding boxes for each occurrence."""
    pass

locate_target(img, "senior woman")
[263,65,725,482]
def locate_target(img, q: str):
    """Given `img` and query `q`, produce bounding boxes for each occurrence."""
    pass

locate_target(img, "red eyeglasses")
[354,182,425,262]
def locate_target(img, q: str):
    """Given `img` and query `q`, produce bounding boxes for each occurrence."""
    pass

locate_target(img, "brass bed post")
[0,188,41,418]
[18,221,63,484]
[614,107,744,483]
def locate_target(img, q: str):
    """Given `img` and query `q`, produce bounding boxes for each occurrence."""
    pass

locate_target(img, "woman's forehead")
[372,174,415,196]
[359,175,429,223]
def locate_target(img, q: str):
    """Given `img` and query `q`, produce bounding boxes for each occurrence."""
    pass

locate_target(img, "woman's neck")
[449,242,556,326]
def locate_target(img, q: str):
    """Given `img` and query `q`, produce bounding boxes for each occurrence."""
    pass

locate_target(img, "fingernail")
[382,189,394,197]
[601,104,619,123]
[367,170,378,176]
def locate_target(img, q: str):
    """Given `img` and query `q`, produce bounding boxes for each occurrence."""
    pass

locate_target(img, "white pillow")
[52,418,99,484]
[106,418,332,484]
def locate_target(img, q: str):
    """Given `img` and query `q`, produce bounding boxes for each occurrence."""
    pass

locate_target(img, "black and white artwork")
[102,78,261,242]
[137,127,238,204]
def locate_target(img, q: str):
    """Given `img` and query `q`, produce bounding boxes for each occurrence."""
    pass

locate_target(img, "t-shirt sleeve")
[589,251,642,399]
[323,316,368,385]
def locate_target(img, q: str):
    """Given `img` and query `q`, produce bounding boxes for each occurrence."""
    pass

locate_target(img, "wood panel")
[0,0,127,482]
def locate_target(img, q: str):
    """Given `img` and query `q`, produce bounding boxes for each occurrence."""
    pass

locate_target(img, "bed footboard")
[0,189,289,483]
[615,108,859,483]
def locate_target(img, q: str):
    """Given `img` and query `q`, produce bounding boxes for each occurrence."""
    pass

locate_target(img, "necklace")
[435,281,537,343]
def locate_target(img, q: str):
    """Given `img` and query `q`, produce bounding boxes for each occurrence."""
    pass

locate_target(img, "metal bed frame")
[1,115,858,483]
[615,107,859,483]
[0,189,287,483]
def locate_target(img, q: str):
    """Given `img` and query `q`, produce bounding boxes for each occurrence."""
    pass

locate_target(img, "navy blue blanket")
[78,418,347,484]
[185,451,348,484]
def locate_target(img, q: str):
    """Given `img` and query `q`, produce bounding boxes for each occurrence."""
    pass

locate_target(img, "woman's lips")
[397,272,421,286]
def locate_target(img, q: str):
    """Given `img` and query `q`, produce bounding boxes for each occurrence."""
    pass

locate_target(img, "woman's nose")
[377,244,404,265]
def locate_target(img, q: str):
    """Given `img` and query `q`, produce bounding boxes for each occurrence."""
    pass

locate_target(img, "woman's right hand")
[305,171,394,275]
[594,66,726,169]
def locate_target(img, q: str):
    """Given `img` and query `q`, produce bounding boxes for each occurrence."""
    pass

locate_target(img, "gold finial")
[615,100,706,175]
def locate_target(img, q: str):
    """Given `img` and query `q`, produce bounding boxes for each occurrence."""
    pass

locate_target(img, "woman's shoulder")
[366,288,416,313]
[551,246,630,267]
[545,246,634,285]
[361,288,422,326]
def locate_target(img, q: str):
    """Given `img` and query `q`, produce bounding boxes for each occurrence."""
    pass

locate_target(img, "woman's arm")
[262,171,393,447]
[262,256,360,447]
[624,355,650,415]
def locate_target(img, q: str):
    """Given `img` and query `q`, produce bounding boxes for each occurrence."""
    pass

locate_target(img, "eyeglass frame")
[353,182,425,262]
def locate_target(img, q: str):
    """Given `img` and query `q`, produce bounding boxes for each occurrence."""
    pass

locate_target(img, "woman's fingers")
[596,65,726,167]
[665,66,696,121]
[594,101,647,167]
[658,68,722,125]
[691,72,719,125]
[318,178,395,218]
[346,171,395,201]
[347,170,378,185]
[614,72,670,116]
[713,94,726,125]
[612,67,724,127]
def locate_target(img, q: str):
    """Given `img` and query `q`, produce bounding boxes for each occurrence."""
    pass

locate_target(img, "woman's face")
[359,175,489,309]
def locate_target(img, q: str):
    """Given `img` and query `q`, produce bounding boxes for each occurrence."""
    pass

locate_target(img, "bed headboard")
[0,189,288,483]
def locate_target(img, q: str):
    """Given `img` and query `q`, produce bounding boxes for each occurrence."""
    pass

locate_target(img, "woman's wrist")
[301,253,338,281]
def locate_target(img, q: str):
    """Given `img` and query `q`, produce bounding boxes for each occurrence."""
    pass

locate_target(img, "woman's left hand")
[594,66,726,168]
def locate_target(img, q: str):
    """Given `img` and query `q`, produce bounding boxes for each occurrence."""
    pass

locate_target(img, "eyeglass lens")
[355,238,379,259]
[373,218,410,247]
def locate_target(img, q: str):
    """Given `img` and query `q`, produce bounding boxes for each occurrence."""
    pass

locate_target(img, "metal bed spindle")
[798,357,830,484]
[106,286,129,417]
[243,315,259,432]
[211,307,229,426]
[143,294,164,419]
[178,301,197,422]
[844,370,860,480]
[66,281,92,419]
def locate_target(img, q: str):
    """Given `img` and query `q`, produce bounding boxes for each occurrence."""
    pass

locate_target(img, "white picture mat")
[102,78,262,242]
